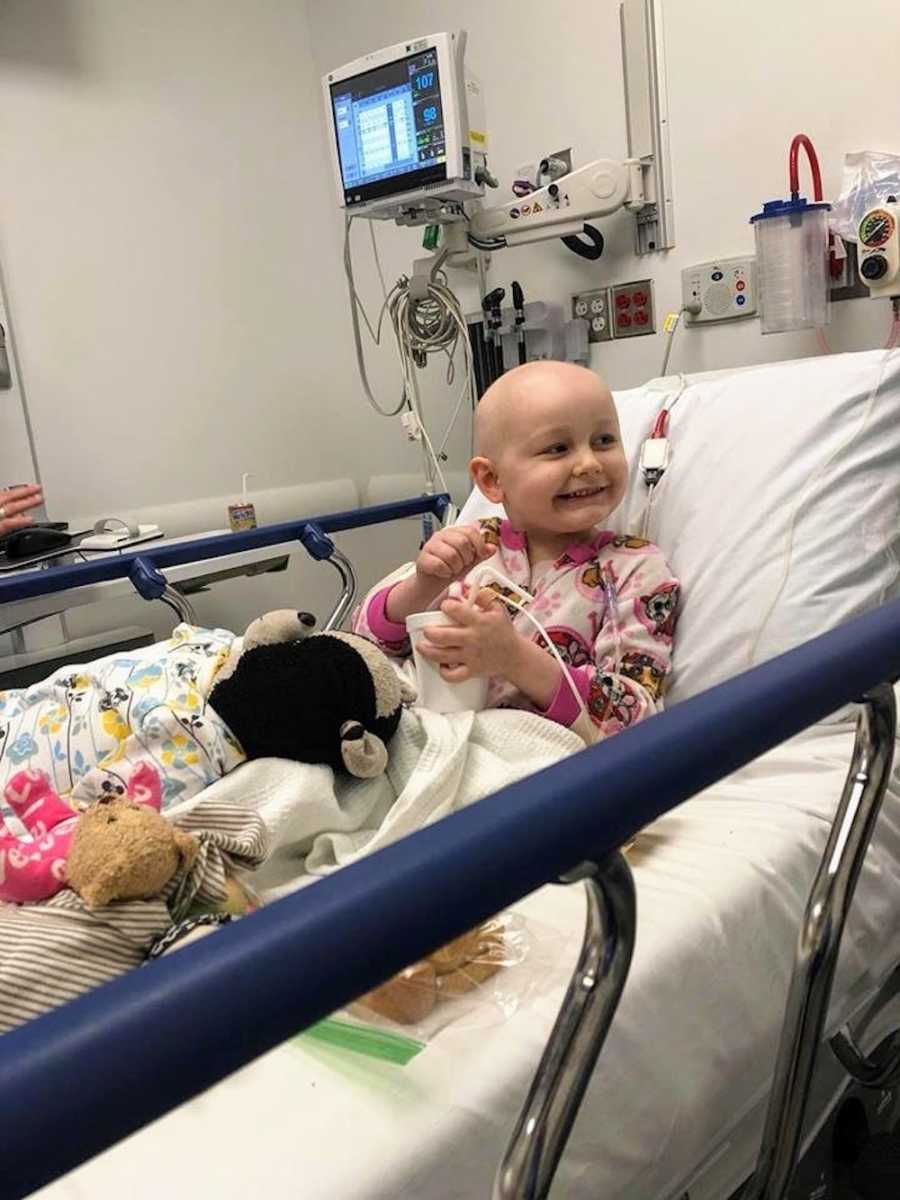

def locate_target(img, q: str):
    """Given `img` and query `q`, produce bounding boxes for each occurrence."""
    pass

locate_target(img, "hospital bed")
[2,348,900,1199]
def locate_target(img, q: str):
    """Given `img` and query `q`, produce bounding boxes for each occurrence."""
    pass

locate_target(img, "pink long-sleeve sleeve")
[352,583,412,658]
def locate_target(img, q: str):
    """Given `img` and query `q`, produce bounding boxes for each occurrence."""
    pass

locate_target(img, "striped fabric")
[0,797,267,1034]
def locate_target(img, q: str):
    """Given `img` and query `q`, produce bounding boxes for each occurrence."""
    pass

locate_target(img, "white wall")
[307,0,900,388]
[0,0,466,521]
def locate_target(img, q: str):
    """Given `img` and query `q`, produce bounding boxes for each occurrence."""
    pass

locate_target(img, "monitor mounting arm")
[467,157,647,249]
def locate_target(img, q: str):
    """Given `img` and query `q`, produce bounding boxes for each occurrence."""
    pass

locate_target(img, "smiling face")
[470,362,628,559]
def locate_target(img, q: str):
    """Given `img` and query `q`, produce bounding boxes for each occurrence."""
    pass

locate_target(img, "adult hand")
[0,484,44,536]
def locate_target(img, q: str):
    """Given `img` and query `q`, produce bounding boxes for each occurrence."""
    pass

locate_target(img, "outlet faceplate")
[611,279,656,337]
[572,288,612,342]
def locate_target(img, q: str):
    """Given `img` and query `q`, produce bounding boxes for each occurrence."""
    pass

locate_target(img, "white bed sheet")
[35,710,900,1200]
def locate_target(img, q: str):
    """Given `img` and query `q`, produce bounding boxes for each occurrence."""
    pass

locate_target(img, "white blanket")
[168,706,584,897]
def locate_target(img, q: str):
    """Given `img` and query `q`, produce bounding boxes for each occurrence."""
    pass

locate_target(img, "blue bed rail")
[0,494,452,605]
[2,595,900,1196]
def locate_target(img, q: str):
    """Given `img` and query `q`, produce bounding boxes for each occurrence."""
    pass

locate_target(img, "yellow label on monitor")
[469,128,487,147]
[663,312,680,333]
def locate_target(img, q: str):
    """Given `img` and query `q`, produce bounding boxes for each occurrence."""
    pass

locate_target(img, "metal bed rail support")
[126,498,431,633]
[297,522,358,631]
[830,1023,900,1090]
[441,499,460,527]
[739,682,897,1200]
[322,549,358,630]
[300,489,458,630]
[494,852,636,1200]
[126,499,453,632]
[129,556,198,625]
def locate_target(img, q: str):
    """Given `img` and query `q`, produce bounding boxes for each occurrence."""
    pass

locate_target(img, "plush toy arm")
[339,721,389,779]
[173,827,199,870]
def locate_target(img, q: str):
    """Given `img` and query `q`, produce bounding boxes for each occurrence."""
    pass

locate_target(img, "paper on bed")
[167,706,584,897]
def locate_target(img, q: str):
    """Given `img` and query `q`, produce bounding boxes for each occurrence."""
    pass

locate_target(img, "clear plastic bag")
[296,909,566,1065]
[831,151,900,242]
[352,914,522,1032]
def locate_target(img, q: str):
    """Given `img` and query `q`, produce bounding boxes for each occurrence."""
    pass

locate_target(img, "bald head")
[469,360,627,541]
[474,361,615,460]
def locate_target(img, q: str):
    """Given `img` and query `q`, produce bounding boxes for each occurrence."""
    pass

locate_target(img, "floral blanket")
[0,626,244,815]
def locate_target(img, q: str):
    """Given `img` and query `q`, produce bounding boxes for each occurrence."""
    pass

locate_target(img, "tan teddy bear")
[0,781,269,1034]
[67,796,198,909]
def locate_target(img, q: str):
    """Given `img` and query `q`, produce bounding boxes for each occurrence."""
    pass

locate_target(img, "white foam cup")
[406,611,490,713]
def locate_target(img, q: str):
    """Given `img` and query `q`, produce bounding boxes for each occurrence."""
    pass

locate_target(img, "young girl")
[354,361,679,742]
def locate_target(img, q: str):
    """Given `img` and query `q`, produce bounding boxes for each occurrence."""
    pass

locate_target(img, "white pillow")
[457,350,900,705]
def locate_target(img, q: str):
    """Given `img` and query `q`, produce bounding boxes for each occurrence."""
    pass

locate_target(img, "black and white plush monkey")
[209,611,415,779]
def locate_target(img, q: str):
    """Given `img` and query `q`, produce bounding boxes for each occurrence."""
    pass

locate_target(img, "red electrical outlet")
[610,280,655,338]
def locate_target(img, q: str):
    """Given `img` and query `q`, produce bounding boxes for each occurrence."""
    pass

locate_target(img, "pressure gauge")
[858,202,900,297]
[859,209,896,249]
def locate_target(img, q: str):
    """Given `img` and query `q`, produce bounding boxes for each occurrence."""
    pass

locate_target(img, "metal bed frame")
[1,496,899,1200]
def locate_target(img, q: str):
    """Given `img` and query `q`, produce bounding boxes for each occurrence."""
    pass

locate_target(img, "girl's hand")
[414,527,495,585]
[416,589,518,680]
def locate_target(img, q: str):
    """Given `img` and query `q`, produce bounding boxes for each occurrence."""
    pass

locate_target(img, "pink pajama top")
[352,517,680,739]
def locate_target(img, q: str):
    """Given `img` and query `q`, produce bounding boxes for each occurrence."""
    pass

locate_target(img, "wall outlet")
[572,288,611,342]
[610,279,656,338]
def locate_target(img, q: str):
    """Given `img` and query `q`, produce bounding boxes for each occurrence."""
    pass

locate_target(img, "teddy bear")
[0,764,269,1033]
[209,610,415,778]
[67,790,198,909]
[0,763,197,907]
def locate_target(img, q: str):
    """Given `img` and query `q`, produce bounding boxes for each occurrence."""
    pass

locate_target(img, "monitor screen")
[330,47,449,206]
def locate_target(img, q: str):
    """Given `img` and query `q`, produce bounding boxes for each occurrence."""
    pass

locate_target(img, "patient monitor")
[322,29,658,251]
[322,32,486,222]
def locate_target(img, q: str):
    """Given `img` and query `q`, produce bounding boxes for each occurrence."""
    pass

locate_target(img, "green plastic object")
[423,224,440,251]
[295,1016,425,1066]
